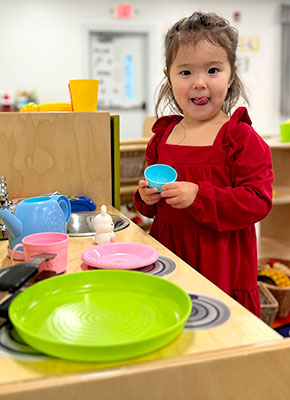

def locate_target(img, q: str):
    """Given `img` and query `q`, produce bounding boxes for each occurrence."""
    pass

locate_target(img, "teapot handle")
[53,195,71,224]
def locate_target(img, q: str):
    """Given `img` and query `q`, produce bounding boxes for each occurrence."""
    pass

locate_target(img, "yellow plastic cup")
[69,79,99,112]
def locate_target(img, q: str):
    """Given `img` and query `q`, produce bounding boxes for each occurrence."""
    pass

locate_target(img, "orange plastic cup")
[69,79,99,112]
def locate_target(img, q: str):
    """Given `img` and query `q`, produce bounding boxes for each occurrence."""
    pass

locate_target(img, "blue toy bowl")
[144,164,177,192]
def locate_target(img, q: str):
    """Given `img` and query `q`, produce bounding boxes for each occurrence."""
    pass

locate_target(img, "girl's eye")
[208,67,219,74]
[180,70,191,76]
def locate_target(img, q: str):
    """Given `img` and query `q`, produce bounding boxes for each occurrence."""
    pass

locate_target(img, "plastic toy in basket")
[258,258,290,319]
[258,268,290,287]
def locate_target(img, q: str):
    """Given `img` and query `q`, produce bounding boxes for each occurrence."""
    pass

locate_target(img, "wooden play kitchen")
[1,112,290,399]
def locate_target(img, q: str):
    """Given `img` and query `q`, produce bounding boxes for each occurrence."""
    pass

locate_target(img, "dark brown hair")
[155,11,248,116]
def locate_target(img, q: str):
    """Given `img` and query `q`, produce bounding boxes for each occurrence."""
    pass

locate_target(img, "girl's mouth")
[192,97,209,105]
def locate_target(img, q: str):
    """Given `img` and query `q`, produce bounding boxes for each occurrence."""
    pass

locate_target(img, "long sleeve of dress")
[133,117,179,218]
[133,133,159,218]
[133,190,157,218]
[186,120,273,232]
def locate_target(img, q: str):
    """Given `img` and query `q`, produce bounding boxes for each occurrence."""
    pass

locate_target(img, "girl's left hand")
[160,181,199,208]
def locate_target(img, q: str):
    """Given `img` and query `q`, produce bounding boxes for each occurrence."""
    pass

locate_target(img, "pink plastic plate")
[81,242,159,270]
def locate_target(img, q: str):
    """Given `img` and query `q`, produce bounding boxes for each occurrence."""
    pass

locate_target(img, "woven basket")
[258,258,290,319]
[120,151,146,182]
[258,282,279,326]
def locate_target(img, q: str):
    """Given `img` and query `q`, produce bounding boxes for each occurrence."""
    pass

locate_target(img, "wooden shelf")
[120,177,143,185]
[273,185,290,205]
[120,144,148,152]
[260,142,290,252]
[258,236,290,259]
[120,137,147,205]
[120,137,150,146]
[264,138,290,149]
[120,185,138,195]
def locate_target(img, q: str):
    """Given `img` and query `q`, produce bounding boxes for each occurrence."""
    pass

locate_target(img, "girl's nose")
[193,74,207,89]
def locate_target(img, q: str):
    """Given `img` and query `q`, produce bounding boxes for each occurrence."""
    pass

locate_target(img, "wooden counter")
[0,206,289,399]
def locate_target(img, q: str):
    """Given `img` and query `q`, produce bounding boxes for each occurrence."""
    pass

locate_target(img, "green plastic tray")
[9,270,192,362]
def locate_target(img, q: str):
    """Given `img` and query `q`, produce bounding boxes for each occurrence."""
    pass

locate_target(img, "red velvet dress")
[134,107,273,317]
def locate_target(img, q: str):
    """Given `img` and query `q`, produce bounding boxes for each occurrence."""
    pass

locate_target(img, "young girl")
[133,11,273,317]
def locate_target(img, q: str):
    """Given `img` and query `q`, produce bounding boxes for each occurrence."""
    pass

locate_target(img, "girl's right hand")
[138,179,162,205]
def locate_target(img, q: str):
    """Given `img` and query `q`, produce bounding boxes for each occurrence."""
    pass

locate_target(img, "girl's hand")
[138,179,162,205]
[160,181,199,208]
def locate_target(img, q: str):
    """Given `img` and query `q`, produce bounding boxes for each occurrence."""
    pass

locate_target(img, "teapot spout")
[0,209,23,238]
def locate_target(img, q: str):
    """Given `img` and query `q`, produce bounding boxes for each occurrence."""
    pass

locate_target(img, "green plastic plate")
[9,270,192,362]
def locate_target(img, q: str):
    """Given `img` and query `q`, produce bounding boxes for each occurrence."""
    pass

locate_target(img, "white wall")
[0,0,282,137]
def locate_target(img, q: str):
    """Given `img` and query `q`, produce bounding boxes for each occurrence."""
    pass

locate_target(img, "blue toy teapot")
[0,194,71,260]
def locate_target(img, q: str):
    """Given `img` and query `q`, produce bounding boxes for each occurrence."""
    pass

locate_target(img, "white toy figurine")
[93,205,115,244]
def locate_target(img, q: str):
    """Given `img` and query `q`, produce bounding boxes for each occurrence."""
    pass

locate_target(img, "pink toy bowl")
[11,232,69,274]
[81,242,159,270]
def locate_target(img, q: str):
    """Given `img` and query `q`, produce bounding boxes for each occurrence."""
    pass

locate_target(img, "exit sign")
[116,4,133,19]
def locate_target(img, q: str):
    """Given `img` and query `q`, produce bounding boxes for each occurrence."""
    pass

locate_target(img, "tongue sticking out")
[193,97,209,105]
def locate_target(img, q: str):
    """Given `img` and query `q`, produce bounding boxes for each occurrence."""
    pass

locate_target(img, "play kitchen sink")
[67,211,130,237]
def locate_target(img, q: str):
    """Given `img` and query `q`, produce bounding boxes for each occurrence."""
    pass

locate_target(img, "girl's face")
[168,40,233,122]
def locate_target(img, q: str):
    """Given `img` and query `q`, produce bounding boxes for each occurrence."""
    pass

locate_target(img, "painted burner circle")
[184,293,230,331]
[0,324,48,361]
[136,256,176,276]
[85,255,176,277]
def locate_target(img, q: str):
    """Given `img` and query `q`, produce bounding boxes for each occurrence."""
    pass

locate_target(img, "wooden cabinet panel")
[0,112,112,205]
